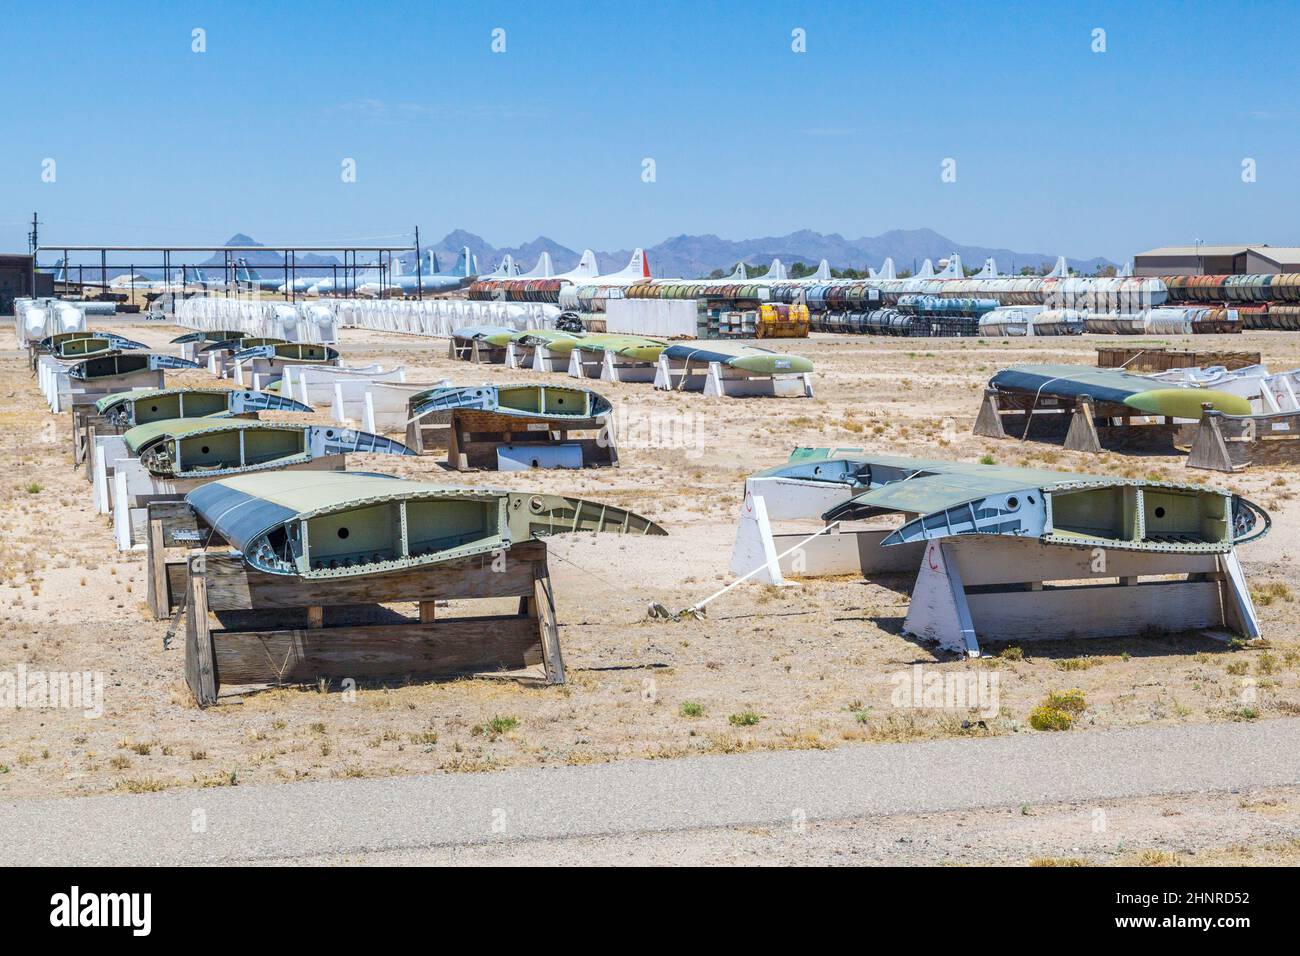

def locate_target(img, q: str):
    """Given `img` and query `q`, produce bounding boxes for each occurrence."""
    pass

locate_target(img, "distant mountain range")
[200,229,1118,278]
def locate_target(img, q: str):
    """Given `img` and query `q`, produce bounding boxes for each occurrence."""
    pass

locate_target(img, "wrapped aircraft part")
[897,295,999,316]
[1189,308,1240,334]
[1030,309,1085,335]
[1262,305,1300,330]
[979,306,1044,336]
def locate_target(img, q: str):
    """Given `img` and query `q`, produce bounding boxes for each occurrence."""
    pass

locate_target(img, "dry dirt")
[1,322,1298,808]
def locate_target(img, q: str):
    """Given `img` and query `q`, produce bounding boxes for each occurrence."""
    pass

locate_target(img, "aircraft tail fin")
[1047,255,1068,278]
[916,259,935,279]
[813,259,831,281]
[448,247,474,278]
[935,255,961,279]
[767,258,787,281]
[1118,261,1132,277]
[727,261,747,280]
[870,257,897,281]
[608,248,650,279]
[572,249,599,280]
[522,251,554,278]
[52,257,66,282]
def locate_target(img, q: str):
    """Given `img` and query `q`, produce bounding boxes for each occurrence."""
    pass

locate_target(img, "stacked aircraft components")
[335,297,558,336]
[1160,274,1300,329]
[809,295,997,337]
[467,277,563,303]
[14,297,88,346]
[175,297,338,344]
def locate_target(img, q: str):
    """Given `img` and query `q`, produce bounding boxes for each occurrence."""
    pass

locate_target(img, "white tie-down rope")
[667,520,843,619]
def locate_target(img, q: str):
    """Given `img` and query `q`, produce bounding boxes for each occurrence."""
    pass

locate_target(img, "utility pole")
[27,212,39,297]
[414,225,423,300]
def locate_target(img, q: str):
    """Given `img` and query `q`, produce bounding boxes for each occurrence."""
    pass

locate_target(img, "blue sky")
[2,0,1297,263]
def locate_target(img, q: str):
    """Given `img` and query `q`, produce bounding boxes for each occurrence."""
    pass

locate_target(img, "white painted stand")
[601,349,658,384]
[729,476,923,586]
[530,345,568,373]
[91,435,129,513]
[902,537,1262,656]
[567,348,603,379]
[505,340,533,369]
[654,355,813,398]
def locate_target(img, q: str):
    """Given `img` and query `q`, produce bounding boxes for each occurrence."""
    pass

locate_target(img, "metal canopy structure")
[36,241,418,302]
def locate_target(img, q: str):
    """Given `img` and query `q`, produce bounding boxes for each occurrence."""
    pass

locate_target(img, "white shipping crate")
[604,299,697,338]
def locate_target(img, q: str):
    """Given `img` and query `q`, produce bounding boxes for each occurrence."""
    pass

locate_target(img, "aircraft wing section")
[823,472,1038,522]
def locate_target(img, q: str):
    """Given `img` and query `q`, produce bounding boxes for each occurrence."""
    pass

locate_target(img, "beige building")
[1133,244,1300,276]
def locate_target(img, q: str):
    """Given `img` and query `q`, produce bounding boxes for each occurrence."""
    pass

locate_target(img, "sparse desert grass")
[1029,857,1085,867]
[1252,581,1294,606]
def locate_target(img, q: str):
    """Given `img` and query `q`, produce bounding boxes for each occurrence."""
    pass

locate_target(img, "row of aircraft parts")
[409,383,612,421]
[40,330,146,357]
[69,352,202,381]
[125,418,414,479]
[170,330,248,346]
[186,471,666,578]
[95,387,313,428]
[1162,273,1300,303]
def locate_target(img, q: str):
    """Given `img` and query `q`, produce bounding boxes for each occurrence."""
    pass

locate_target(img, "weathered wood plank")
[185,555,218,706]
[201,540,545,610]
[147,518,167,619]
[211,616,543,684]
[532,560,565,684]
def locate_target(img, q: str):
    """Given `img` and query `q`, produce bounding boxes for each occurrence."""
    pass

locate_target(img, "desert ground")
[1,319,1297,862]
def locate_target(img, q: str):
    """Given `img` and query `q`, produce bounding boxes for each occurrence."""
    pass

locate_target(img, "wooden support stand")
[1187,408,1300,472]
[972,388,1007,439]
[1097,347,1261,374]
[72,404,116,466]
[438,407,617,471]
[153,508,565,704]
[975,388,1187,455]
[1063,394,1103,453]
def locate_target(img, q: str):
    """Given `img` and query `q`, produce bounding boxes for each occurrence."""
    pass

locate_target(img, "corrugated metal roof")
[1135,245,1262,257]
[1249,248,1300,265]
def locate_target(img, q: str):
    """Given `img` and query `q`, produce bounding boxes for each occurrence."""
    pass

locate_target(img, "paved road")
[4,718,1299,865]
